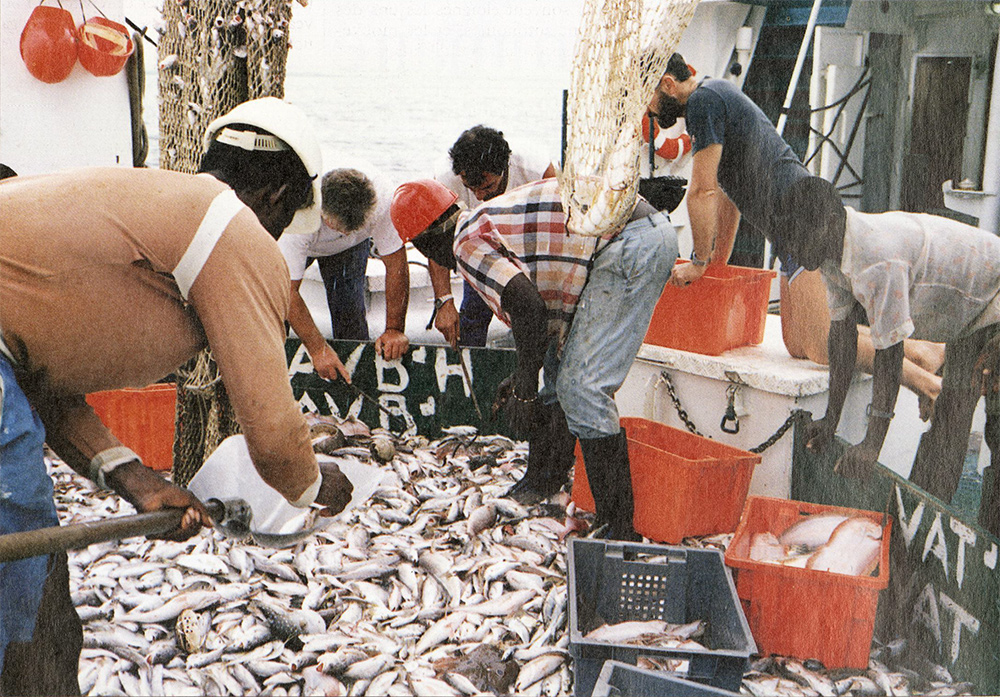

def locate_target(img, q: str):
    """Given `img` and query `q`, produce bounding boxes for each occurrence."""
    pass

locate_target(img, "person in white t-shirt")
[793,176,1000,536]
[279,166,410,381]
[430,125,557,347]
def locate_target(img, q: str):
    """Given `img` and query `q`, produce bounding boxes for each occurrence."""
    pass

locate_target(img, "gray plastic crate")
[592,661,742,697]
[568,539,755,697]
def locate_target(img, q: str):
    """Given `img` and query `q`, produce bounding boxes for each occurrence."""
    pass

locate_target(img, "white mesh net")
[559,0,700,236]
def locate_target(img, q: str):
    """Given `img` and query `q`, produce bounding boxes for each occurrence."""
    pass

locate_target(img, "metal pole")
[776,0,824,137]
[981,25,1000,236]
[561,89,569,170]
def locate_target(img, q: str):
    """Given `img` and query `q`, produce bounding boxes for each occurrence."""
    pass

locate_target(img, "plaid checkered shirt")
[453,178,619,344]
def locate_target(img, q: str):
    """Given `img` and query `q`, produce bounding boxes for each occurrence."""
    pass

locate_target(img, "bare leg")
[781,271,942,418]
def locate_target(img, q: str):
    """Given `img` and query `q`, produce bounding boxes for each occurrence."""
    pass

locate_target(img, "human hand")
[315,460,354,515]
[833,442,878,481]
[803,415,836,454]
[106,461,213,541]
[493,373,541,440]
[667,261,708,287]
[375,329,410,361]
[312,344,351,383]
[435,301,460,350]
[975,333,1000,396]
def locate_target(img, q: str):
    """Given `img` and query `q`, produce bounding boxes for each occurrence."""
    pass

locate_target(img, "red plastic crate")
[85,384,177,472]
[723,496,892,669]
[645,262,776,355]
[571,417,759,543]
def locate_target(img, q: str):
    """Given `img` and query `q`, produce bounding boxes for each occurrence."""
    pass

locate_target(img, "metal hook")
[720,383,740,434]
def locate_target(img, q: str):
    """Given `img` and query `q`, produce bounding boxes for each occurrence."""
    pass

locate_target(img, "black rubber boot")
[579,428,641,542]
[506,404,576,505]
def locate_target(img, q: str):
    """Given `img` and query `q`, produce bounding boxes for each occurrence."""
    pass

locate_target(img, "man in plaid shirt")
[392,178,677,540]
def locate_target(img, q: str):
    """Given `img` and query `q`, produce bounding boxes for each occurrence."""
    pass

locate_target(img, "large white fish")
[807,516,883,576]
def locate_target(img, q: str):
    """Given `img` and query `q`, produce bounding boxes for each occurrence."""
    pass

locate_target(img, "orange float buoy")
[19,4,79,83]
[77,16,133,77]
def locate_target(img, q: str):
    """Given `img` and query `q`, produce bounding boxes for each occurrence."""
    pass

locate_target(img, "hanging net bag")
[559,0,700,236]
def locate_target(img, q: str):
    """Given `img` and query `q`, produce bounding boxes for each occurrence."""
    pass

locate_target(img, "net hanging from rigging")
[559,0,699,237]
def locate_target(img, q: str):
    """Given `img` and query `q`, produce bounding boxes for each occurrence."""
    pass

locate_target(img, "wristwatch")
[690,250,709,267]
[426,294,454,330]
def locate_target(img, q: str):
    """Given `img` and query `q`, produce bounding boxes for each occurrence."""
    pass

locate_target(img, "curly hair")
[320,169,376,232]
[448,125,512,188]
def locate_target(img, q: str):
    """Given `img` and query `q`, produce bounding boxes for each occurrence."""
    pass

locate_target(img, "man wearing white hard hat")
[0,97,352,693]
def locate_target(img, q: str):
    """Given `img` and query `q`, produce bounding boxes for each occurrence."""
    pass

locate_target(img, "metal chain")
[658,370,704,437]
[657,370,801,454]
[749,410,802,454]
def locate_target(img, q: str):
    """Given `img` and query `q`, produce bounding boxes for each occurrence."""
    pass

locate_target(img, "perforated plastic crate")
[591,661,742,697]
[568,539,755,697]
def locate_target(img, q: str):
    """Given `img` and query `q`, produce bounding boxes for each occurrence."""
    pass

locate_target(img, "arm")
[428,258,460,348]
[500,273,548,398]
[835,341,903,479]
[30,391,212,540]
[669,143,724,286]
[288,279,350,382]
[805,305,861,453]
[374,247,410,360]
[711,189,740,265]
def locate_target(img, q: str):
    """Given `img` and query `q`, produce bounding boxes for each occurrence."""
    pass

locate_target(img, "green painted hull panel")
[792,412,1000,694]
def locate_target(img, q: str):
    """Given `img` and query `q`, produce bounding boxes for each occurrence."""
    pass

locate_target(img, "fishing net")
[157,0,296,173]
[157,0,299,482]
[559,0,700,236]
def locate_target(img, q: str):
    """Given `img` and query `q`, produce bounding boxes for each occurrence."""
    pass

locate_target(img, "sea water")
[135,0,584,181]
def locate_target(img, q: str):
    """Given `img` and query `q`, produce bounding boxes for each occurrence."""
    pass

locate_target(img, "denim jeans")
[541,211,677,439]
[315,238,371,341]
[0,356,59,668]
[459,280,494,348]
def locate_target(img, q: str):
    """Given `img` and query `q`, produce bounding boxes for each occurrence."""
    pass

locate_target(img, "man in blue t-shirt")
[649,53,811,287]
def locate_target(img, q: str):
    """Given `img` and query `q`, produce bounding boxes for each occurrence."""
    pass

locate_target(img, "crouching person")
[391,178,676,540]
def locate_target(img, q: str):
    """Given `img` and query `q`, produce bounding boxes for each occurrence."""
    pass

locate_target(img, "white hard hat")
[204,97,323,235]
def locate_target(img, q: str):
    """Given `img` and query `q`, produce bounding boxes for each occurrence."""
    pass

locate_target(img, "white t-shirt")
[821,207,1000,349]
[434,149,552,209]
[277,162,401,281]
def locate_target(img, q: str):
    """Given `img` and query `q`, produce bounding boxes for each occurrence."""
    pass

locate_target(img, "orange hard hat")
[20,5,78,84]
[78,17,134,77]
[391,180,458,242]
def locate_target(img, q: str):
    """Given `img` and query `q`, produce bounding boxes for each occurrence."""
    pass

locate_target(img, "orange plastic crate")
[571,417,759,543]
[645,262,776,355]
[85,384,177,472]
[723,496,892,669]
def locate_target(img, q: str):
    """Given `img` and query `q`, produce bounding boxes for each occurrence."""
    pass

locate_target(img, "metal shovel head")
[188,435,388,545]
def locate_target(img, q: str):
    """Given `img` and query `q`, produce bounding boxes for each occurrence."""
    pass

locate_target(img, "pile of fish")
[58,426,579,696]
[46,420,977,697]
[741,651,975,697]
[748,512,884,576]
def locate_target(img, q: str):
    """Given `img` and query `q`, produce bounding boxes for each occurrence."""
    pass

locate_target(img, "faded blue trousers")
[0,355,59,669]
[541,211,677,440]
[314,238,371,341]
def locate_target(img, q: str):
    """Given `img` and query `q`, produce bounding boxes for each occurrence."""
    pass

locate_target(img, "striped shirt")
[453,179,616,341]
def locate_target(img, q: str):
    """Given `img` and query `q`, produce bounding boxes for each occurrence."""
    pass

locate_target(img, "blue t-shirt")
[686,78,810,242]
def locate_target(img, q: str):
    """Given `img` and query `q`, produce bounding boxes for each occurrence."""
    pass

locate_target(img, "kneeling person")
[391,179,677,540]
